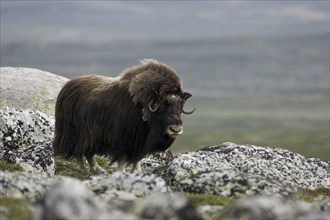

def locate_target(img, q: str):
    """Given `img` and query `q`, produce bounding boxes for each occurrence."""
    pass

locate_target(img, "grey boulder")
[154,142,330,194]
[33,178,137,220]
[0,67,68,114]
[0,171,64,202]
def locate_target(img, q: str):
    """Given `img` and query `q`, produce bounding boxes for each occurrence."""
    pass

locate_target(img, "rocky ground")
[0,67,329,219]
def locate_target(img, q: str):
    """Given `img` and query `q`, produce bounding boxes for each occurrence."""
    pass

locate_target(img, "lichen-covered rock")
[154,142,329,192]
[178,169,294,198]
[85,172,169,200]
[312,195,330,213]
[0,171,64,202]
[219,195,329,220]
[196,205,224,220]
[134,193,202,220]
[0,171,169,204]
[33,178,137,220]
[32,177,201,220]
[0,67,68,114]
[140,150,173,172]
[0,108,55,175]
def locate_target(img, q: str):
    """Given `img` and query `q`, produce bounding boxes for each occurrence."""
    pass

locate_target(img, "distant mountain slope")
[1,32,329,97]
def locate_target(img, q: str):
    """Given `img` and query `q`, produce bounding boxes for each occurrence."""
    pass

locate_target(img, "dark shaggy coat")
[53,59,192,170]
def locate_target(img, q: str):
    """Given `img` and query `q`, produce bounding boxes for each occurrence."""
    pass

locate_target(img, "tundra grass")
[187,193,232,206]
[0,198,32,219]
[172,94,329,161]
[173,128,330,161]
[54,156,113,180]
[0,160,24,172]
[297,187,330,202]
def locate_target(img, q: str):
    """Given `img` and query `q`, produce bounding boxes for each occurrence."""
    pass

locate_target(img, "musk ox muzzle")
[167,124,183,138]
[53,59,195,173]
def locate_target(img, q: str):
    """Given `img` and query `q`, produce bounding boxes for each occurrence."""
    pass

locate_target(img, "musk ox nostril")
[170,126,181,133]
[167,124,183,138]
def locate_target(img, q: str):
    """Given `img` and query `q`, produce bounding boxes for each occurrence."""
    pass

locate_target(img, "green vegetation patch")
[313,187,330,196]
[54,156,113,180]
[0,198,32,219]
[299,187,330,198]
[0,160,24,172]
[297,187,330,202]
[187,193,232,207]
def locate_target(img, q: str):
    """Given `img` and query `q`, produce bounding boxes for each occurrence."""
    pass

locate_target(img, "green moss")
[0,198,32,219]
[313,187,330,196]
[187,193,232,207]
[54,156,113,180]
[297,187,330,202]
[95,156,111,169]
[0,160,24,172]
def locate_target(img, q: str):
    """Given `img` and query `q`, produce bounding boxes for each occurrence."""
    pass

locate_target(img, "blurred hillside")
[2,32,329,98]
[1,1,329,160]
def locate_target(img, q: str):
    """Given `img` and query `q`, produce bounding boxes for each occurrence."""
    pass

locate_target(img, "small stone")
[134,193,203,220]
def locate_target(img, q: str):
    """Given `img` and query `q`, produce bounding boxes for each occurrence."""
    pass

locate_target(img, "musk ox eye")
[163,99,171,106]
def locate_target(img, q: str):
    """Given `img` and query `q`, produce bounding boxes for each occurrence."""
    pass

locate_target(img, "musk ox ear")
[129,71,155,104]
[129,72,161,121]
[148,90,160,113]
[143,91,161,121]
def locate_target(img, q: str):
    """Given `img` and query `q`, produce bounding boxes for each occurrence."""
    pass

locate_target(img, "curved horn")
[149,101,159,112]
[182,107,196,115]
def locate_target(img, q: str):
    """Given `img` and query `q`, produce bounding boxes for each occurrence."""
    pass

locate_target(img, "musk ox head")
[128,59,195,139]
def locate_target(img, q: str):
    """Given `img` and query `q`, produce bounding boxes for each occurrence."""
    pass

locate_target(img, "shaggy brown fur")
[53,59,193,172]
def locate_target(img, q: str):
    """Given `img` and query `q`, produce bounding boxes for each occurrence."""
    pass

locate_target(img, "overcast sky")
[1,1,329,44]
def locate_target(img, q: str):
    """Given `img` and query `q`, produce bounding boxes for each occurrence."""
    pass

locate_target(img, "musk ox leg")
[132,161,142,172]
[86,155,106,173]
[117,158,127,172]
[79,159,87,170]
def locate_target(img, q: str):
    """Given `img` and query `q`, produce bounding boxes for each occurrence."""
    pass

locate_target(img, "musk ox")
[53,59,194,172]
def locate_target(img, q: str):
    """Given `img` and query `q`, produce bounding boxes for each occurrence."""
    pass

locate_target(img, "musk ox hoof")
[132,161,142,172]
[90,164,106,174]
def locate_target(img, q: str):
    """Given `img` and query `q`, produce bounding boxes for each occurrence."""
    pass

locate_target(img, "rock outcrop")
[154,143,329,195]
[1,108,329,219]
[0,108,55,175]
[0,68,329,219]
